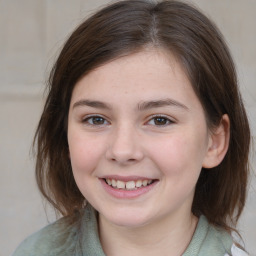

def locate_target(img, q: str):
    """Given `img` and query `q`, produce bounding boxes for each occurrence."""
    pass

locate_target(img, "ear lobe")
[202,114,230,169]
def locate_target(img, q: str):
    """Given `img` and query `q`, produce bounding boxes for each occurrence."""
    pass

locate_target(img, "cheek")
[68,131,106,200]
[149,132,207,178]
[68,131,103,176]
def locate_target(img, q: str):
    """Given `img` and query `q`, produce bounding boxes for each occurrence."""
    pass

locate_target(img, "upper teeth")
[106,179,153,190]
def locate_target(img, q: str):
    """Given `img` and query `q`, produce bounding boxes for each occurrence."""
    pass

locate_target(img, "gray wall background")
[0,1,255,255]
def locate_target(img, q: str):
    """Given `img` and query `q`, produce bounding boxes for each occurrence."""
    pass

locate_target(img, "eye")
[147,115,174,126]
[82,115,109,126]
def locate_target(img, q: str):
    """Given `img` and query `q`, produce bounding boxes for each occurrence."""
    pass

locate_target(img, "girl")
[13,0,251,255]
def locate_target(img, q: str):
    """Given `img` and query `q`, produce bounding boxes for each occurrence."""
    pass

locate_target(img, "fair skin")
[68,49,230,256]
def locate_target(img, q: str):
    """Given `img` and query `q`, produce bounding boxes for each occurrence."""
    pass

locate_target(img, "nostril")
[110,158,136,163]
[106,144,144,163]
[128,158,136,162]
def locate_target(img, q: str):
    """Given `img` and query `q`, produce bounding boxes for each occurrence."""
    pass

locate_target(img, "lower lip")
[100,179,158,199]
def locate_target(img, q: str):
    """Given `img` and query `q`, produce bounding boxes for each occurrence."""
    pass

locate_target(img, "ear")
[202,114,230,168]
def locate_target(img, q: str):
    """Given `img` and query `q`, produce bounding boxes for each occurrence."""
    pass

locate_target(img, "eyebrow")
[73,99,112,110]
[137,99,189,111]
[72,98,188,111]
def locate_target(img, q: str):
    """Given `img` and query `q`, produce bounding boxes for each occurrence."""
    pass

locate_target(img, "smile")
[105,178,153,190]
[100,176,159,199]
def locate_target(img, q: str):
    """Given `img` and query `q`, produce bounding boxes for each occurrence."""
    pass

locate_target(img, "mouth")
[103,178,157,191]
[100,176,159,199]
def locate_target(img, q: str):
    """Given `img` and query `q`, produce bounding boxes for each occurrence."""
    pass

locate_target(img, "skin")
[67,49,230,256]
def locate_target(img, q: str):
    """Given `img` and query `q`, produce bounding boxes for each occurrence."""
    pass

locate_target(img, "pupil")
[155,117,166,125]
[93,117,104,125]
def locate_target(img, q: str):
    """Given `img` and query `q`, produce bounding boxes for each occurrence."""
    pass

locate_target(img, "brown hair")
[34,0,251,233]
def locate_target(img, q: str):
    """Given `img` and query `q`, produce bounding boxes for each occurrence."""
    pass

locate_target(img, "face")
[68,49,212,228]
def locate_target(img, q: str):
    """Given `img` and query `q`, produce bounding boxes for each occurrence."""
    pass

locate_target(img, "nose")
[105,124,144,165]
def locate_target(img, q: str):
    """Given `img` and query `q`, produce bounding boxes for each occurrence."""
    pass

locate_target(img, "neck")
[99,211,198,256]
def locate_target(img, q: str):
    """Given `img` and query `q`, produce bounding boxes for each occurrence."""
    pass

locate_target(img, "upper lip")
[100,175,157,182]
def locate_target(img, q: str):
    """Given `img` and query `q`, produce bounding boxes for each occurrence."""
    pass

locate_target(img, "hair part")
[34,0,251,234]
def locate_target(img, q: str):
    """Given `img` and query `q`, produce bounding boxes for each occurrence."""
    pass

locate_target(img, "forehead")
[73,49,187,92]
[69,49,208,129]
[70,49,202,112]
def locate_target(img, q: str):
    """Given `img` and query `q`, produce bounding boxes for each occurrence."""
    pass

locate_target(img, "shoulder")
[12,215,80,256]
[224,244,249,256]
[206,221,249,256]
[183,215,248,256]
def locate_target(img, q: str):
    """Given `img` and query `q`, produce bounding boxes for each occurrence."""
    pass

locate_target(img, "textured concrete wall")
[0,1,255,255]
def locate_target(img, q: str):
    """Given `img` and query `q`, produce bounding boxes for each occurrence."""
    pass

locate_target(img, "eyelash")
[82,114,174,128]
[82,115,110,126]
[146,115,174,127]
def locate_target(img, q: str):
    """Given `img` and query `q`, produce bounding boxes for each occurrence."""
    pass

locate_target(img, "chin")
[108,216,149,228]
[99,206,154,228]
